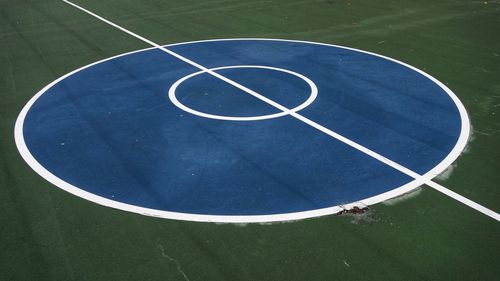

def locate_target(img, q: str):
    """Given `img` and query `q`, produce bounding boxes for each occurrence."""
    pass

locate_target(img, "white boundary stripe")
[14,0,497,222]
[426,181,499,220]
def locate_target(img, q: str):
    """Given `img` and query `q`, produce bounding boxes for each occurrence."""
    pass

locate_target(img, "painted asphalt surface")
[3,1,500,280]
[17,39,466,221]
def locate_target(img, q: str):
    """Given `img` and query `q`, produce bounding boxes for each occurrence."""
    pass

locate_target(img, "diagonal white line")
[62,0,499,221]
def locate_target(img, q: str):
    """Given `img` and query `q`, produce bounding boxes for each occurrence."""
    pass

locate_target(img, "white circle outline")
[168,65,318,121]
[14,38,471,223]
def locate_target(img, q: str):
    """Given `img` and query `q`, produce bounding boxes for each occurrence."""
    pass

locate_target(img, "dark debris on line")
[336,206,370,216]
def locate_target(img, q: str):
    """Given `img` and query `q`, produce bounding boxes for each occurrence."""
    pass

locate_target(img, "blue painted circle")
[16,39,468,223]
[168,65,318,121]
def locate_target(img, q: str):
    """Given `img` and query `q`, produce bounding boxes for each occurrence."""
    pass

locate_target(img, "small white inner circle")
[168,65,318,121]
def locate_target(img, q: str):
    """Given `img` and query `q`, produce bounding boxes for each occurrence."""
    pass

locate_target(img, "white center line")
[62,0,499,221]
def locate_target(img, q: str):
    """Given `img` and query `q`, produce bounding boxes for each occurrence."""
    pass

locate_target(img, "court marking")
[169,65,318,121]
[15,43,431,223]
[14,0,498,222]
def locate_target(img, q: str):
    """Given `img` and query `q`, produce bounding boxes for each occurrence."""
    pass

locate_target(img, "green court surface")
[1,0,499,280]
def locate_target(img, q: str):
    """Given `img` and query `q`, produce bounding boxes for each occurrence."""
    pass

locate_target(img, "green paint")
[1,0,499,280]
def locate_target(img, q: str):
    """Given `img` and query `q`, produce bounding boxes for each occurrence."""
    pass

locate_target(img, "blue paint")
[22,40,463,216]
[176,67,312,117]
